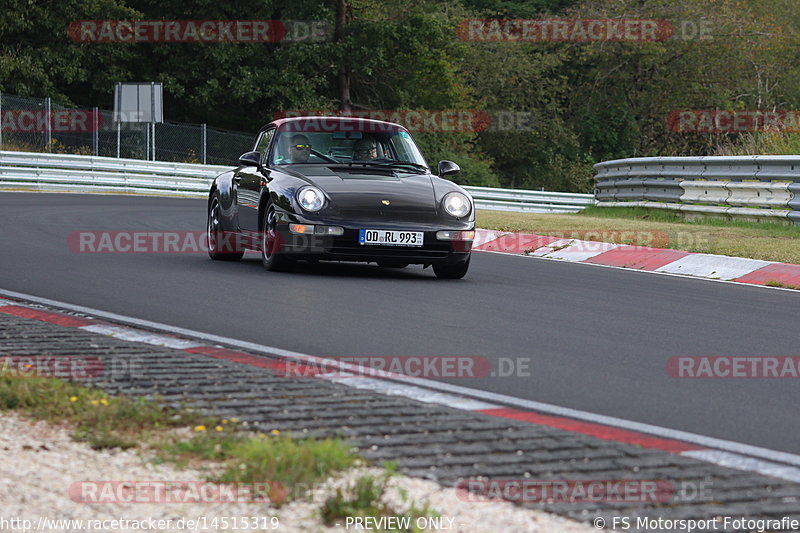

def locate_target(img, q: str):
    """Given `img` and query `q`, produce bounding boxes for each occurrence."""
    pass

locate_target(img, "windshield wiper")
[363,159,429,172]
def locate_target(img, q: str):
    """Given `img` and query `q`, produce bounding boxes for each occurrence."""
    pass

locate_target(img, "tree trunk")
[335,0,351,111]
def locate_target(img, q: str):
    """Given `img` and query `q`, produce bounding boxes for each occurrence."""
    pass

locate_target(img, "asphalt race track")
[2,193,798,454]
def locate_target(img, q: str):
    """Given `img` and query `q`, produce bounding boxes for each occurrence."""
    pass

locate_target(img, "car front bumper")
[274,213,473,265]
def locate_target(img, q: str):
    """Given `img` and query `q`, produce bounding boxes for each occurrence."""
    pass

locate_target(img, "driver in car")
[353,138,379,161]
[286,135,312,163]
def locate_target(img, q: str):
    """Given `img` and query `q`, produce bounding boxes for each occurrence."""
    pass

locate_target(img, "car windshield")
[270,120,428,169]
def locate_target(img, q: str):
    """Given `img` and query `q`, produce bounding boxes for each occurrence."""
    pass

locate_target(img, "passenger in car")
[353,137,379,161]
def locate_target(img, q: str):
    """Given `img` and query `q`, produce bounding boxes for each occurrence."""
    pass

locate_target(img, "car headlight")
[297,186,325,212]
[442,191,471,218]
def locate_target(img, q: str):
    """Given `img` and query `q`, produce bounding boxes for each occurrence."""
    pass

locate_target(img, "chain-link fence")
[0,92,254,165]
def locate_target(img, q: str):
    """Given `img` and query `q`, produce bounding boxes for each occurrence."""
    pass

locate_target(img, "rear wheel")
[433,256,470,279]
[207,196,244,261]
[261,203,294,272]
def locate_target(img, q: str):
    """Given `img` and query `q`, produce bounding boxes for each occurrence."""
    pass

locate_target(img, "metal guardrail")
[463,186,594,213]
[0,150,594,213]
[594,156,800,223]
[0,151,228,197]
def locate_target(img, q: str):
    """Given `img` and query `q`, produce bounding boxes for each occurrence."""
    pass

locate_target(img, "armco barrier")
[594,156,800,223]
[462,186,594,213]
[0,151,226,197]
[0,150,594,213]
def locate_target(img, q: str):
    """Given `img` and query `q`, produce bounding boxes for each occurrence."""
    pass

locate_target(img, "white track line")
[81,324,205,350]
[2,287,800,482]
[683,450,800,483]
[323,376,496,411]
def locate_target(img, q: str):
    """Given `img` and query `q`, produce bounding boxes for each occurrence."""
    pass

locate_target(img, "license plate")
[359,229,424,247]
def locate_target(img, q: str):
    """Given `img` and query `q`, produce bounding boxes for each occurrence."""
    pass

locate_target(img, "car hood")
[296,166,439,218]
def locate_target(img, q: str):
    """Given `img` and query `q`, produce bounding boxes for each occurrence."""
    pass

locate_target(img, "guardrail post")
[150,81,156,162]
[93,107,99,156]
[45,97,52,151]
[116,120,121,158]
[0,90,3,149]
[201,123,207,164]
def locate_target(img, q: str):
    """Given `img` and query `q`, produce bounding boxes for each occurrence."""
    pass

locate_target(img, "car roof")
[260,115,409,133]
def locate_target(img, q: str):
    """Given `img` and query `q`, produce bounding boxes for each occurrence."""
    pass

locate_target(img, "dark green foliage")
[2,0,797,191]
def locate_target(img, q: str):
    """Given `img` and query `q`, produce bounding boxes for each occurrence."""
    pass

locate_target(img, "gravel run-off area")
[0,413,597,532]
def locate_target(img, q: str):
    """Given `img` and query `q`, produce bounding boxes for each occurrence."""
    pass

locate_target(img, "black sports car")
[206,116,475,278]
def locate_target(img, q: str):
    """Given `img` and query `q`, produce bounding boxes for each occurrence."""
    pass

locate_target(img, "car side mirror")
[239,151,262,167]
[438,160,460,177]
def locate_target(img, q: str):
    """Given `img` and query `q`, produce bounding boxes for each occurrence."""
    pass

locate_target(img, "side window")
[388,135,407,160]
[255,130,274,164]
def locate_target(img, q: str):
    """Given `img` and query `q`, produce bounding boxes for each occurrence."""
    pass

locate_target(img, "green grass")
[321,467,436,532]
[159,430,356,504]
[765,280,800,290]
[476,206,800,263]
[0,374,358,505]
[580,206,799,234]
[322,473,395,525]
[0,375,206,449]
[714,131,800,156]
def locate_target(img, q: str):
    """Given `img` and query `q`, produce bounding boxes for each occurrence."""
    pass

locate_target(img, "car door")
[235,129,274,232]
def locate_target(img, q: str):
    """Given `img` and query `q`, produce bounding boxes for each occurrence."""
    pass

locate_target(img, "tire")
[377,261,409,269]
[261,203,294,272]
[207,196,244,261]
[433,256,470,279]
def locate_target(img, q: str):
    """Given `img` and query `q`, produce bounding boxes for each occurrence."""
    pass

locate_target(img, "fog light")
[289,223,315,234]
[436,230,475,241]
[315,225,344,236]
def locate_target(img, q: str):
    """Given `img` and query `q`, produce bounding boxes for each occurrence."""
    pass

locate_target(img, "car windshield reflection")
[270,124,428,170]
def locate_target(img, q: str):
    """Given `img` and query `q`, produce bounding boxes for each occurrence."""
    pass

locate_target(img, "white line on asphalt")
[81,324,206,350]
[682,450,800,484]
[2,287,800,480]
[323,375,497,411]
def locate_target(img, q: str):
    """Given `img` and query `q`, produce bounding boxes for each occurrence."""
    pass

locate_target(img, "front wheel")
[261,203,294,272]
[207,196,244,261]
[433,256,470,279]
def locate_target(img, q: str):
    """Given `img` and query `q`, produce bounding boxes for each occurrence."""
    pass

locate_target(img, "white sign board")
[114,82,163,123]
